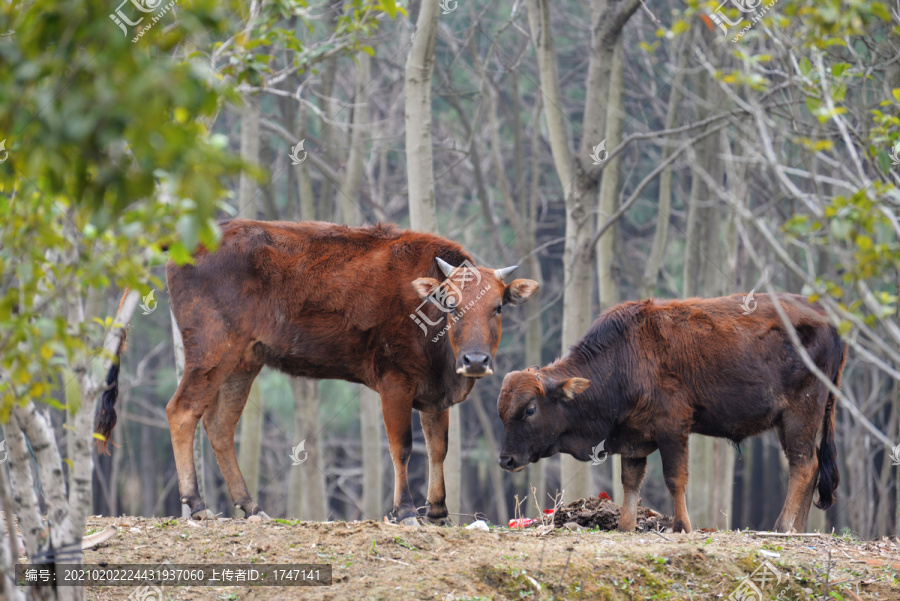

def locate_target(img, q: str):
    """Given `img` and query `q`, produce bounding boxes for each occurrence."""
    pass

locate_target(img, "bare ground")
[59,512,900,601]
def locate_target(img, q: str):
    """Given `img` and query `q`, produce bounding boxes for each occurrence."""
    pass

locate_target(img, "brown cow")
[97,219,538,524]
[497,294,844,533]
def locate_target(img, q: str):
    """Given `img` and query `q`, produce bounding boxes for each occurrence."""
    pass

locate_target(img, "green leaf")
[855,234,872,252]
[876,150,891,173]
[167,242,196,265]
[176,214,200,252]
[831,63,850,77]
[672,19,690,35]
[805,96,821,114]
[830,219,852,240]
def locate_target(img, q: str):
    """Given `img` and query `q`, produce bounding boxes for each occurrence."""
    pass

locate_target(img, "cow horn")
[494,265,518,280]
[435,257,455,278]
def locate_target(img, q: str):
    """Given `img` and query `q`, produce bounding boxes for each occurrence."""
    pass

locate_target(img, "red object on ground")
[508,518,539,529]
[542,509,555,516]
[598,491,611,501]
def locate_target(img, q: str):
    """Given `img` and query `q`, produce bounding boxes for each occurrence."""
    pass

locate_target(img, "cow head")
[411,258,538,378]
[496,368,591,471]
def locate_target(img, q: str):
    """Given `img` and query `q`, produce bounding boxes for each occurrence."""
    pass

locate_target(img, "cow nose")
[499,455,516,470]
[463,352,490,372]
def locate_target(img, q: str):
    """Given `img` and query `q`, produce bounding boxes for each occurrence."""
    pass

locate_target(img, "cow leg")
[658,433,692,533]
[793,475,818,533]
[773,420,819,533]
[378,375,417,525]
[203,368,267,519]
[618,456,647,532]
[420,409,450,525]
[166,366,229,519]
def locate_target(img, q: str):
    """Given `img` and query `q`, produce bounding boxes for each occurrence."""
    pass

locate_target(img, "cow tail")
[815,340,845,510]
[95,290,130,454]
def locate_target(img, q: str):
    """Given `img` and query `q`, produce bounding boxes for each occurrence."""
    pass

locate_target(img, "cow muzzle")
[499,453,526,472]
[456,352,493,377]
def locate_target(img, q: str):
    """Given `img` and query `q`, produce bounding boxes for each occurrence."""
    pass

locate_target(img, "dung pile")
[551,496,673,532]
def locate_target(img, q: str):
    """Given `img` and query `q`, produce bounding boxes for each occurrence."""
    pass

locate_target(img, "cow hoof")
[427,516,452,527]
[247,512,271,523]
[400,516,420,527]
[191,509,217,521]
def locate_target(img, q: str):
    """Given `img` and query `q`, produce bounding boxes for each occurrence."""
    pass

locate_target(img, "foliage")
[0,0,237,421]
[0,0,404,421]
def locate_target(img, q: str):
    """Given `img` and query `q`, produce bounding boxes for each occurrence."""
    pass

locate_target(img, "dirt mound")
[60,517,900,600]
[552,496,673,531]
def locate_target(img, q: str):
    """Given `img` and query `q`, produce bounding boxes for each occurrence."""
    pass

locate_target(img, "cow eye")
[495,305,502,315]
[525,406,536,417]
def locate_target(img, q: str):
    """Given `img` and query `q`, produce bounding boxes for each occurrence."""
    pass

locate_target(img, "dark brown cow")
[97,219,538,524]
[497,294,844,533]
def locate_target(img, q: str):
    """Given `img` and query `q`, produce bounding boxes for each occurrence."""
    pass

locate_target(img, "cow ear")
[411,277,441,300]
[557,377,590,400]
[503,279,539,306]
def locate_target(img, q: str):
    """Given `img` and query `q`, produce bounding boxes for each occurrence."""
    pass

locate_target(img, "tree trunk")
[333,53,383,520]
[360,387,383,520]
[339,51,370,224]
[595,37,625,505]
[140,423,156,516]
[296,102,316,222]
[404,0,439,233]
[288,377,327,520]
[237,382,264,508]
[234,99,264,516]
[526,0,582,503]
[317,0,343,221]
[404,0,461,518]
[2,290,139,601]
[895,381,900,539]
[684,74,734,529]
[525,100,546,516]
[0,456,23,601]
[526,0,642,504]
[239,102,261,219]
[472,392,509,525]
[639,35,689,298]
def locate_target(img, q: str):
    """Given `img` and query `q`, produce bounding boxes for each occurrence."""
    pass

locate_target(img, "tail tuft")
[815,341,845,509]
[95,331,126,454]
